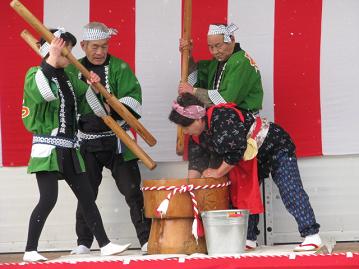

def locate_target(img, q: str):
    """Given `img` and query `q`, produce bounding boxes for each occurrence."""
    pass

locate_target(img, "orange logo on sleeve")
[245,52,259,72]
[22,106,30,118]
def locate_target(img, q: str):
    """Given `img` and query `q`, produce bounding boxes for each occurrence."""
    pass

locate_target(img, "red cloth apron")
[195,103,264,214]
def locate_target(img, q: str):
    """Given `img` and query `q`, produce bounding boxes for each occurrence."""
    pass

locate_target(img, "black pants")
[25,150,110,251]
[75,149,151,248]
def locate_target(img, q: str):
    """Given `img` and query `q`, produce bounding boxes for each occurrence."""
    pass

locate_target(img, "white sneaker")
[23,251,48,262]
[141,242,148,253]
[100,242,131,256]
[70,245,91,255]
[294,233,322,252]
[245,240,257,250]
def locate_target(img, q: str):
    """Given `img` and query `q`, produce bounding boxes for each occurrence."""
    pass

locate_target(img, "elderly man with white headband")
[66,22,151,255]
[178,23,263,113]
[179,23,264,250]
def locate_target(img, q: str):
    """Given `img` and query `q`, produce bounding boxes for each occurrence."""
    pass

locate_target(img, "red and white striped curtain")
[1,0,359,166]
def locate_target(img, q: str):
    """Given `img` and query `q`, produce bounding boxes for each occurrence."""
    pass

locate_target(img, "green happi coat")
[22,66,95,173]
[66,55,142,161]
[195,49,263,111]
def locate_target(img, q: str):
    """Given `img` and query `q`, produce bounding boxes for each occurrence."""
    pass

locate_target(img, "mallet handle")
[176,0,192,156]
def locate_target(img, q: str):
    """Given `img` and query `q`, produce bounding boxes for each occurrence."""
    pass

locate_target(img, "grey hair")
[84,22,109,32]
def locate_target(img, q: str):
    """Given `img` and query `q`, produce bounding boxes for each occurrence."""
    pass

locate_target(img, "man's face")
[207,34,235,62]
[81,39,109,65]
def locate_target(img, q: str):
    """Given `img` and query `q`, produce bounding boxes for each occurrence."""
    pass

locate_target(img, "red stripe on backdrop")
[1,0,43,166]
[90,0,136,71]
[182,0,228,160]
[273,0,323,157]
[191,0,228,61]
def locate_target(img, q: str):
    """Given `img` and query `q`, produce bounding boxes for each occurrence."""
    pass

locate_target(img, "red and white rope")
[141,181,230,192]
[141,181,231,241]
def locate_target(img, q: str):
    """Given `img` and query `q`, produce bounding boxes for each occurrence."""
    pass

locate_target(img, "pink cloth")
[172,101,206,119]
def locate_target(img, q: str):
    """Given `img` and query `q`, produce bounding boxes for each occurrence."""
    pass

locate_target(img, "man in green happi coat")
[178,23,263,113]
[66,22,150,255]
[178,23,265,251]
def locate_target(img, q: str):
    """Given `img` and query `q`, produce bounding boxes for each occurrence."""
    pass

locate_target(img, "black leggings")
[25,154,110,251]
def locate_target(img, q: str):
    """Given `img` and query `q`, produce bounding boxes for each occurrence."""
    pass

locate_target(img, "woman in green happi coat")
[21,28,130,262]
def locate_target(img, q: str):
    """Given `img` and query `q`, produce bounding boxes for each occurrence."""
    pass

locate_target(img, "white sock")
[141,242,148,253]
[294,233,322,251]
[302,233,322,246]
[23,251,48,262]
[246,240,257,249]
[100,242,131,256]
[70,245,91,255]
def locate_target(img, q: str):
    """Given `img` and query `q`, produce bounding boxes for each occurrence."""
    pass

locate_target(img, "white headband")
[207,23,239,43]
[39,27,66,58]
[83,27,118,41]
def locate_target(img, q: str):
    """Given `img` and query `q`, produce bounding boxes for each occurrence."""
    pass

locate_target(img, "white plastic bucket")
[201,209,249,255]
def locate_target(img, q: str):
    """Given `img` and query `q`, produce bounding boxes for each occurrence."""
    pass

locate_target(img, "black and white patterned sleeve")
[34,61,59,102]
[211,108,247,165]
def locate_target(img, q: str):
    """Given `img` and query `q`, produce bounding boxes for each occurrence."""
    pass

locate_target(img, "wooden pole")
[20,29,41,56]
[101,116,157,170]
[11,0,157,147]
[176,0,192,156]
[20,29,156,170]
[181,0,192,83]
